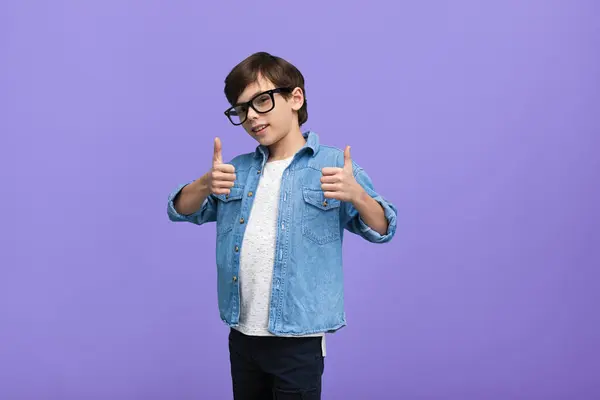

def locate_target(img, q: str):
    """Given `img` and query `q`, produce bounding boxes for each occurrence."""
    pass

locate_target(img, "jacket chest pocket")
[215,186,245,237]
[301,187,342,245]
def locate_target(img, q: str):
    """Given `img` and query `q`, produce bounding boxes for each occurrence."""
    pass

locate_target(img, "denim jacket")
[167,131,397,335]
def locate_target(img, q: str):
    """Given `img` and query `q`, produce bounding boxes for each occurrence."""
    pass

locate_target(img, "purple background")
[2,1,599,399]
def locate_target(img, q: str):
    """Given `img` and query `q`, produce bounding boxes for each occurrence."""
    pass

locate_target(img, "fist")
[209,137,236,195]
[320,145,362,203]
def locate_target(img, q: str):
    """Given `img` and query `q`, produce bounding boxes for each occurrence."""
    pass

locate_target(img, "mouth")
[251,124,269,134]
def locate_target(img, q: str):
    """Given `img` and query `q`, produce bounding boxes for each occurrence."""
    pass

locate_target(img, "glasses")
[224,87,292,126]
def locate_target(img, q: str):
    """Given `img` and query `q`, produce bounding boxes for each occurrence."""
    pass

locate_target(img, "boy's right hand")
[208,137,236,195]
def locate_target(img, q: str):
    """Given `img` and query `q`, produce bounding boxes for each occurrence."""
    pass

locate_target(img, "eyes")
[255,94,271,105]
[224,87,292,126]
[231,94,274,117]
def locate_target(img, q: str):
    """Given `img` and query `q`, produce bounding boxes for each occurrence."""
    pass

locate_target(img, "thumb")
[343,145,352,170]
[213,137,223,164]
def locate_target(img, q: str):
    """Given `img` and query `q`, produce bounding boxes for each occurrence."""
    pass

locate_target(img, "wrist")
[188,173,211,196]
[350,184,368,207]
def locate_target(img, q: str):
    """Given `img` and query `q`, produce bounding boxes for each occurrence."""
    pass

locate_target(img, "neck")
[267,125,306,161]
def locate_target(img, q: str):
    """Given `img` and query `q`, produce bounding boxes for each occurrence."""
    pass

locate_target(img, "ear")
[290,87,304,111]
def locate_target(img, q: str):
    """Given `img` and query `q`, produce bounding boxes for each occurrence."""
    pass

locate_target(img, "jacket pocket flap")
[302,187,341,210]
[215,186,244,202]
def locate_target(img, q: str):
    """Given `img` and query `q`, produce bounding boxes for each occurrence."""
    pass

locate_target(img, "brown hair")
[224,52,308,126]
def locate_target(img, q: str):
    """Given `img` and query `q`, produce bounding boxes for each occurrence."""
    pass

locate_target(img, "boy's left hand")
[320,146,364,203]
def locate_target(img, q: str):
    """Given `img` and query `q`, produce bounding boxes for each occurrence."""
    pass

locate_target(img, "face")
[232,75,304,147]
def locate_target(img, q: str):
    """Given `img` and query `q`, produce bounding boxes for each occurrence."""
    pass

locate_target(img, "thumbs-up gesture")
[320,146,362,202]
[209,137,236,195]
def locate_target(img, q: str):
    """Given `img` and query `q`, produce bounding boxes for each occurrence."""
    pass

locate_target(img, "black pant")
[228,328,325,400]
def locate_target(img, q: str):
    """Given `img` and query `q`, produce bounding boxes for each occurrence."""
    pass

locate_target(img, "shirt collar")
[254,130,320,159]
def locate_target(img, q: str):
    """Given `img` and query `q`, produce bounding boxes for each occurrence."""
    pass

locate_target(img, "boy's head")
[223,52,307,147]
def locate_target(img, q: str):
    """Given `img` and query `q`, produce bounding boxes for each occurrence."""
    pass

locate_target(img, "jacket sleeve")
[343,167,397,243]
[167,183,217,225]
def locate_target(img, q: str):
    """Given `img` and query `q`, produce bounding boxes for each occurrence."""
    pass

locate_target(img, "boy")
[167,52,397,399]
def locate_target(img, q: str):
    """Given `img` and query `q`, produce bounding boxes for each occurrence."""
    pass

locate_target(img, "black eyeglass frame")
[224,87,293,126]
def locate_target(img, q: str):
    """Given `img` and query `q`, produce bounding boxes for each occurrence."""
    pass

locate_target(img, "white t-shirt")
[233,156,326,356]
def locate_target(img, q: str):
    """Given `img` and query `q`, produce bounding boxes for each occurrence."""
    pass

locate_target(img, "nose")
[246,106,259,120]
